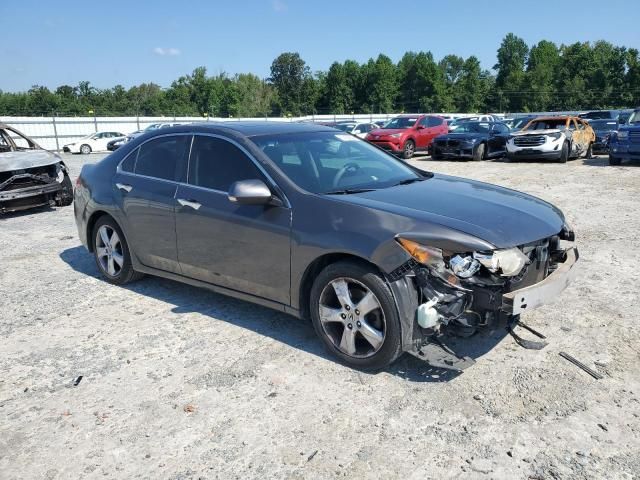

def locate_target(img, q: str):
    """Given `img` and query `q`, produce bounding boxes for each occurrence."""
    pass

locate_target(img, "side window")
[576,120,585,130]
[568,120,576,131]
[418,117,430,127]
[358,124,370,133]
[120,148,138,173]
[135,135,190,181]
[493,123,508,134]
[188,136,264,192]
[428,117,442,127]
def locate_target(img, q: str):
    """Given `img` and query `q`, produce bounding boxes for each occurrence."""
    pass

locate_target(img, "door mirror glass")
[228,179,273,205]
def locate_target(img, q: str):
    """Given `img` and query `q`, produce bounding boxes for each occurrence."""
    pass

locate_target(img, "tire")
[80,144,92,155]
[402,140,415,159]
[432,153,443,160]
[55,173,73,207]
[309,261,402,370]
[585,143,593,159]
[472,143,485,161]
[559,142,569,163]
[609,155,621,166]
[92,216,143,285]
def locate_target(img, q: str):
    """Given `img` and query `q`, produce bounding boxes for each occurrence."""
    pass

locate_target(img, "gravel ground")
[1,152,639,480]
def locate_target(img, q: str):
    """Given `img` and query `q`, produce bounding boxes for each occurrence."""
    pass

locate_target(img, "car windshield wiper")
[392,177,427,187]
[323,187,377,195]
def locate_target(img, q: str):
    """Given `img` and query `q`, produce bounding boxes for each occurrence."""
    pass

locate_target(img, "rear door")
[112,134,191,273]
[175,134,291,304]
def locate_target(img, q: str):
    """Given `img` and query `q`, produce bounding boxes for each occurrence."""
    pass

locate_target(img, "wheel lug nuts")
[345,305,350,311]
[355,310,360,315]
[347,323,353,329]
[357,321,362,328]
[341,313,346,319]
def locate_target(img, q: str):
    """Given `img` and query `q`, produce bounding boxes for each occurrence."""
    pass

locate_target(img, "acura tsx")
[74,122,579,370]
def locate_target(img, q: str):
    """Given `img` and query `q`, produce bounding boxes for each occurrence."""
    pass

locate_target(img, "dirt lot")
[1,152,639,479]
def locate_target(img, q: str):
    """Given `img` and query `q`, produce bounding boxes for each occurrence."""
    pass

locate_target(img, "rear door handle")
[116,183,132,193]
[177,198,201,210]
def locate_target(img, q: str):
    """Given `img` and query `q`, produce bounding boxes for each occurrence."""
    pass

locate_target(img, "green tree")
[269,52,312,115]
[494,33,529,111]
[524,40,560,111]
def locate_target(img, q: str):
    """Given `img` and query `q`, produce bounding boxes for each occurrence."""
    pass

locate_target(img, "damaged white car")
[0,123,73,213]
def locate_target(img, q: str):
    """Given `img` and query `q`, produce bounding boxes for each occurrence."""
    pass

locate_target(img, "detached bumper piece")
[409,338,475,371]
[502,247,579,315]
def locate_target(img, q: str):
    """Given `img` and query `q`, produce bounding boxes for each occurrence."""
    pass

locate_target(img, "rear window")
[135,135,190,181]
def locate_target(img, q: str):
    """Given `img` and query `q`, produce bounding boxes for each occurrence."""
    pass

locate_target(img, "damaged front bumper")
[388,240,580,370]
[0,164,72,213]
[502,247,579,315]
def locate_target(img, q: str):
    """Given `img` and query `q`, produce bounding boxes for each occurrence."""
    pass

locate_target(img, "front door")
[112,134,191,274]
[488,123,509,157]
[175,135,291,304]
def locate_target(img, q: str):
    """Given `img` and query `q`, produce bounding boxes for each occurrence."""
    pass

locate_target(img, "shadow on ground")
[60,245,509,383]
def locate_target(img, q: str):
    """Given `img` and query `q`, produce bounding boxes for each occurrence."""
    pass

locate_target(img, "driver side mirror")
[228,179,278,206]
[353,130,361,135]
[416,125,425,130]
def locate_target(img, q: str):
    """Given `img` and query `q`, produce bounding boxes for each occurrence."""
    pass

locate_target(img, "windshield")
[334,123,356,132]
[629,110,640,124]
[383,117,418,129]
[252,131,421,194]
[525,119,568,131]
[589,120,618,132]
[451,122,490,134]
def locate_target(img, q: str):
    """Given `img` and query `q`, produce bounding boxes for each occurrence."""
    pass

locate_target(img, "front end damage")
[0,162,73,213]
[388,229,579,370]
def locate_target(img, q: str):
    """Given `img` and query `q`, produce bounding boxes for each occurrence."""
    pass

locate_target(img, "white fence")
[1,113,496,152]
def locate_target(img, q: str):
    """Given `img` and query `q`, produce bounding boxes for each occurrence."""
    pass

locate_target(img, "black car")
[579,110,619,121]
[74,122,578,370]
[431,121,511,161]
[588,119,618,155]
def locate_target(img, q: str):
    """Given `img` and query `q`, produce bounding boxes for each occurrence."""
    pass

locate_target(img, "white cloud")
[153,47,181,56]
[272,0,287,12]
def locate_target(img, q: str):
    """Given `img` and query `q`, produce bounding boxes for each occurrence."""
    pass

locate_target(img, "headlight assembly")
[474,248,529,277]
[617,130,628,140]
[390,133,403,138]
[548,132,563,140]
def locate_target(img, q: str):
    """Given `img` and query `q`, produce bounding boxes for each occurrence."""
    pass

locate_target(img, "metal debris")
[559,352,603,380]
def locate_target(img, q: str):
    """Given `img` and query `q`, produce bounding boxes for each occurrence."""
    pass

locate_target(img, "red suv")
[365,114,448,159]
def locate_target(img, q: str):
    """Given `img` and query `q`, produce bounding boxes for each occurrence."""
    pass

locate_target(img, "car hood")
[0,150,60,172]
[512,129,563,136]
[338,174,565,249]
[436,132,485,141]
[369,128,408,137]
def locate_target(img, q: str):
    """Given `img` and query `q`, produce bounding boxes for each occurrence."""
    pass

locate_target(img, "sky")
[1,0,638,92]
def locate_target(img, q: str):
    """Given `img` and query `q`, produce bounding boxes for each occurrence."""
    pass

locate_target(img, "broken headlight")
[473,247,530,277]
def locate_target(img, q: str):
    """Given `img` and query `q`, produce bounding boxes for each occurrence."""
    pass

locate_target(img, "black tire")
[585,143,593,159]
[559,142,569,163]
[92,215,143,285]
[402,139,415,159]
[80,144,92,155]
[609,155,621,166]
[432,153,443,160]
[472,143,485,161]
[55,173,74,207]
[309,261,403,370]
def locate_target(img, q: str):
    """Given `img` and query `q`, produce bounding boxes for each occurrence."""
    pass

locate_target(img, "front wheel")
[585,143,593,159]
[402,140,415,159]
[80,144,92,155]
[472,143,485,161]
[609,155,621,166]
[93,216,143,285]
[310,261,402,370]
[559,142,569,163]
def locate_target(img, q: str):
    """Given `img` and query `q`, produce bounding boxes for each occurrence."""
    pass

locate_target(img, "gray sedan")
[74,122,578,370]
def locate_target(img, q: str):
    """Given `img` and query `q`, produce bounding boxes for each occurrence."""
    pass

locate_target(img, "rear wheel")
[402,140,415,159]
[472,143,486,161]
[585,143,593,159]
[310,261,402,370]
[559,142,569,163]
[92,216,143,285]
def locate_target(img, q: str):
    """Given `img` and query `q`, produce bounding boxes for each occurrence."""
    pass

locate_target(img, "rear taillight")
[75,176,82,187]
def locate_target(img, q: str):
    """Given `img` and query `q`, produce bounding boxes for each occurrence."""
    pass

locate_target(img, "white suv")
[507,116,595,163]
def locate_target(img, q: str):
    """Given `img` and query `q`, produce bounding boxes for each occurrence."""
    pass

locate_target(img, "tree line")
[1,33,639,117]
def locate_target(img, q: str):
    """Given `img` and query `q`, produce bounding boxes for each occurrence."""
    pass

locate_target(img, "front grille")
[629,131,640,143]
[435,139,460,147]
[514,135,546,147]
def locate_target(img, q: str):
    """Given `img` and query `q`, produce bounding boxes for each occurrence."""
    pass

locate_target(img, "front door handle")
[177,198,201,210]
[116,183,132,193]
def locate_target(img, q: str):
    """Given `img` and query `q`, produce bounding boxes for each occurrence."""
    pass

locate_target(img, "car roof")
[529,116,577,121]
[155,121,337,137]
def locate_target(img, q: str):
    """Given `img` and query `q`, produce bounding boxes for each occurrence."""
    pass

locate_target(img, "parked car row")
[63,123,184,154]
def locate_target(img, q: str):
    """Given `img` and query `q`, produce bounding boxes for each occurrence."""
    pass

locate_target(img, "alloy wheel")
[318,277,386,358]
[95,225,124,277]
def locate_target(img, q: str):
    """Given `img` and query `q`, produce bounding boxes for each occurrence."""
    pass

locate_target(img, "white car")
[63,131,126,154]
[333,121,379,139]
[449,115,496,132]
